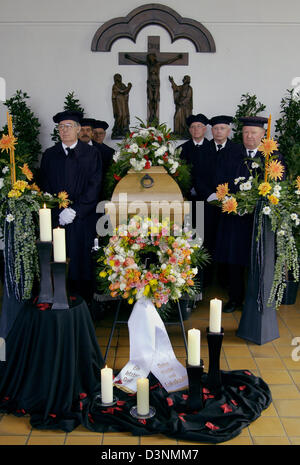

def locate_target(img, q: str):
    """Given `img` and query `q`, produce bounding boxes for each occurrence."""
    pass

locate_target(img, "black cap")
[186,113,209,127]
[210,115,233,126]
[81,118,96,128]
[53,110,83,124]
[239,116,268,128]
[94,120,109,130]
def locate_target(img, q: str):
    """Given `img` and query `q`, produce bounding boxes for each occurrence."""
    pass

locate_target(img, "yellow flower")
[13,180,29,192]
[144,284,150,296]
[258,182,272,197]
[216,183,229,201]
[222,197,238,214]
[258,138,278,157]
[266,160,284,181]
[0,134,17,153]
[128,298,134,305]
[58,190,70,209]
[268,194,279,205]
[30,182,41,193]
[99,271,107,278]
[8,189,22,198]
[19,163,33,181]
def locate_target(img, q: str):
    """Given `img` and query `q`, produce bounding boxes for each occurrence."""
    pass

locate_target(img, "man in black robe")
[215,116,285,312]
[202,115,243,286]
[92,120,114,177]
[40,110,102,303]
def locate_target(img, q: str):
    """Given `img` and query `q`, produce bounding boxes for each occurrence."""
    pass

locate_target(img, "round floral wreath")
[97,216,207,310]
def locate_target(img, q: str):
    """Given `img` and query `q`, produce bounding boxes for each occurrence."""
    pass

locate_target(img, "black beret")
[53,110,83,124]
[186,113,209,127]
[210,115,233,126]
[94,120,109,130]
[81,118,96,128]
[239,116,268,128]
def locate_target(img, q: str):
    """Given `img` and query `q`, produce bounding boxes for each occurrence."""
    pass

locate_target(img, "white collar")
[193,139,204,146]
[247,148,258,158]
[62,141,78,154]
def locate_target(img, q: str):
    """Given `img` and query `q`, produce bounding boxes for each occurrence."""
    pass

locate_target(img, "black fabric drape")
[0,297,271,442]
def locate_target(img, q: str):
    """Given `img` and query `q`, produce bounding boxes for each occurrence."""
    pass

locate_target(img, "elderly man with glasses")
[40,110,102,304]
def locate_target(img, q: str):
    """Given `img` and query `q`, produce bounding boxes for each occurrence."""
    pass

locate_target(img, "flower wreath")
[103,119,192,199]
[96,216,209,315]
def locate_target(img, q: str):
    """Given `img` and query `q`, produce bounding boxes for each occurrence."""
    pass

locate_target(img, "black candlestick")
[206,327,224,390]
[51,262,69,310]
[37,241,53,304]
[186,359,204,411]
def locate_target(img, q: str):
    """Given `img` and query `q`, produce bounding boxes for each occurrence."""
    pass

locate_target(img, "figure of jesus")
[125,52,183,123]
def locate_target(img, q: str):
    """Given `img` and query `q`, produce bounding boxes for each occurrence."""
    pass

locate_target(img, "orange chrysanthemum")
[258,138,278,157]
[266,160,284,181]
[222,197,238,214]
[19,163,33,181]
[216,183,229,201]
[0,134,17,153]
[58,191,70,209]
[258,182,272,197]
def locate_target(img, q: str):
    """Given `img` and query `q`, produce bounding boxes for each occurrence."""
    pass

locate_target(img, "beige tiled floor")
[0,284,299,445]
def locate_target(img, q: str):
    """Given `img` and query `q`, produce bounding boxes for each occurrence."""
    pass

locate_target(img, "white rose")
[129,143,139,154]
[263,206,271,215]
[154,146,165,157]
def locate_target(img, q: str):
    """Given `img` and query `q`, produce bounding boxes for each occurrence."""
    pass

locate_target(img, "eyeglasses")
[58,123,77,130]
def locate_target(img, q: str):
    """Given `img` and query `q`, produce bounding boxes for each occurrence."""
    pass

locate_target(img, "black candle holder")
[206,327,224,390]
[37,241,53,304]
[51,262,69,310]
[186,359,204,411]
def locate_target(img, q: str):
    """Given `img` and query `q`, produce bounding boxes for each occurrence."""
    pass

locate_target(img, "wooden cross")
[119,36,188,123]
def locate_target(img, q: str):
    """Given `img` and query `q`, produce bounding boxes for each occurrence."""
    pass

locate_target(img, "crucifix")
[119,36,188,123]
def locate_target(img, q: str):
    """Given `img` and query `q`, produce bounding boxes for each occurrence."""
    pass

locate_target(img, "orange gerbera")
[268,194,279,205]
[0,134,17,153]
[266,160,284,181]
[58,191,70,208]
[258,138,278,157]
[19,163,33,181]
[222,197,238,214]
[30,182,41,193]
[216,183,229,201]
[258,182,272,197]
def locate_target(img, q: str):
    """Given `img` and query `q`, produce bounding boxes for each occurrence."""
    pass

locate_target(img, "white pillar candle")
[101,366,113,404]
[188,328,201,366]
[39,204,52,242]
[137,377,149,416]
[53,227,66,262]
[209,298,222,333]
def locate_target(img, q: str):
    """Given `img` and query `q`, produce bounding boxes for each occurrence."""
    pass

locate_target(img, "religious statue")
[111,73,132,138]
[169,75,193,138]
[124,52,183,123]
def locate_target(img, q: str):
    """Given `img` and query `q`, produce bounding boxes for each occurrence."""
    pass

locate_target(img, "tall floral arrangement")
[0,114,70,301]
[103,119,191,198]
[215,121,299,308]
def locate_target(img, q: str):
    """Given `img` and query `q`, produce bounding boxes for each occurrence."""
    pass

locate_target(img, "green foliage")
[232,93,266,144]
[51,91,85,142]
[0,90,41,169]
[275,89,300,180]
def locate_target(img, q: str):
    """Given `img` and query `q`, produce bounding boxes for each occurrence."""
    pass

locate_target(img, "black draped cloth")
[0,296,104,432]
[0,297,271,442]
